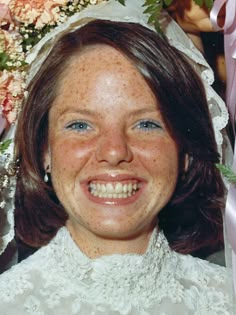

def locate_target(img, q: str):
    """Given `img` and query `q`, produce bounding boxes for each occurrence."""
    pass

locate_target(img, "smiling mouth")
[88,181,140,199]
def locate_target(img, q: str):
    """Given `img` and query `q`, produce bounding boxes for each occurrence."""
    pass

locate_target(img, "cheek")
[151,141,179,202]
[138,138,178,172]
[140,139,179,196]
[49,137,94,179]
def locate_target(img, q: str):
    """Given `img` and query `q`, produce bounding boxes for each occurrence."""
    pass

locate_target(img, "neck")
[66,220,155,258]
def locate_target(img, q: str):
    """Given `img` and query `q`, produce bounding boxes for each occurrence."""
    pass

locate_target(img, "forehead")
[56,44,157,107]
[60,44,142,85]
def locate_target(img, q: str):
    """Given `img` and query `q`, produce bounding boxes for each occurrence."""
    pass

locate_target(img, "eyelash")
[135,120,163,131]
[65,120,162,133]
[65,121,92,132]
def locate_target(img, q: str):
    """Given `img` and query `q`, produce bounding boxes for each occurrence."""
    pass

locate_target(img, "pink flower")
[0,28,24,65]
[0,70,26,124]
[9,0,68,28]
[1,93,18,124]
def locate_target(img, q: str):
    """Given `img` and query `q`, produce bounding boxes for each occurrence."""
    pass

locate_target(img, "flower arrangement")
[0,25,26,124]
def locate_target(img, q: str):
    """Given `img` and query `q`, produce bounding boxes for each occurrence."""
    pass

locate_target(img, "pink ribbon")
[210,0,236,296]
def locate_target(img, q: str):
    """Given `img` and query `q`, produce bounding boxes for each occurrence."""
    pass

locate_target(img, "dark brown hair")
[15,20,224,255]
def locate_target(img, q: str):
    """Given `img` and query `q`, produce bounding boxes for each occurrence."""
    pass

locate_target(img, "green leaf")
[0,52,10,71]
[0,51,27,70]
[142,0,157,6]
[143,0,164,33]
[143,5,157,14]
[20,23,56,52]
[193,0,204,6]
[154,18,163,34]
[164,0,173,6]
[0,139,12,153]
[216,164,236,183]
[117,0,125,5]
[148,12,157,24]
[204,0,214,8]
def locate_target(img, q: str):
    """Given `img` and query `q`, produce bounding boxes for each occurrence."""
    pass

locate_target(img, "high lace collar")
[46,227,175,312]
[0,226,232,315]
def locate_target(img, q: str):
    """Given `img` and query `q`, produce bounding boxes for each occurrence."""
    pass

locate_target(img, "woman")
[0,0,231,264]
[0,18,233,314]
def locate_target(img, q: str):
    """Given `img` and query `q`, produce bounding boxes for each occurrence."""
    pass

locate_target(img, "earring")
[44,173,49,183]
[44,166,50,183]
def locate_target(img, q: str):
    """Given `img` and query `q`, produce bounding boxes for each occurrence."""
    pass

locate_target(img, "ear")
[43,149,51,172]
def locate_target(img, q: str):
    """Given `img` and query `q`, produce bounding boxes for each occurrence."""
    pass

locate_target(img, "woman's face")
[45,45,179,254]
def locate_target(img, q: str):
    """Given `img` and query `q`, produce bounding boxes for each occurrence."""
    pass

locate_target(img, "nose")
[95,130,133,166]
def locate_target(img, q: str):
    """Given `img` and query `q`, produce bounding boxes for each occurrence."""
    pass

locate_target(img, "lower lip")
[82,184,145,206]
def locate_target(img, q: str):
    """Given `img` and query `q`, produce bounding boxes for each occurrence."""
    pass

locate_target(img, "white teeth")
[89,181,139,199]
[128,183,132,193]
[106,183,112,193]
[101,184,106,193]
[115,182,123,193]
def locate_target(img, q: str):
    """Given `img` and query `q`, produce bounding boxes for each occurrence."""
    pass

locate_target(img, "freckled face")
[45,45,179,245]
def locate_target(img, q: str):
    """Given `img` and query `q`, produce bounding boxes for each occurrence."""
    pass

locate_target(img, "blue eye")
[66,121,91,132]
[136,120,162,131]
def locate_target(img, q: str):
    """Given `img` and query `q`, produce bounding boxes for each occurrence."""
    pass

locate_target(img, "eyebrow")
[128,108,161,117]
[57,108,97,118]
[57,106,161,119]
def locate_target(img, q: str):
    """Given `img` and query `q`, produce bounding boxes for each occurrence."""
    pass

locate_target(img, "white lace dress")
[0,227,233,315]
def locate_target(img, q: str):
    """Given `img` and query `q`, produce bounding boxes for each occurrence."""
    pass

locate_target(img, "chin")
[90,223,142,240]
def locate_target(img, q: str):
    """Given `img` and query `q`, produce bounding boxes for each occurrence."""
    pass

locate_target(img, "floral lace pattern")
[0,227,233,315]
